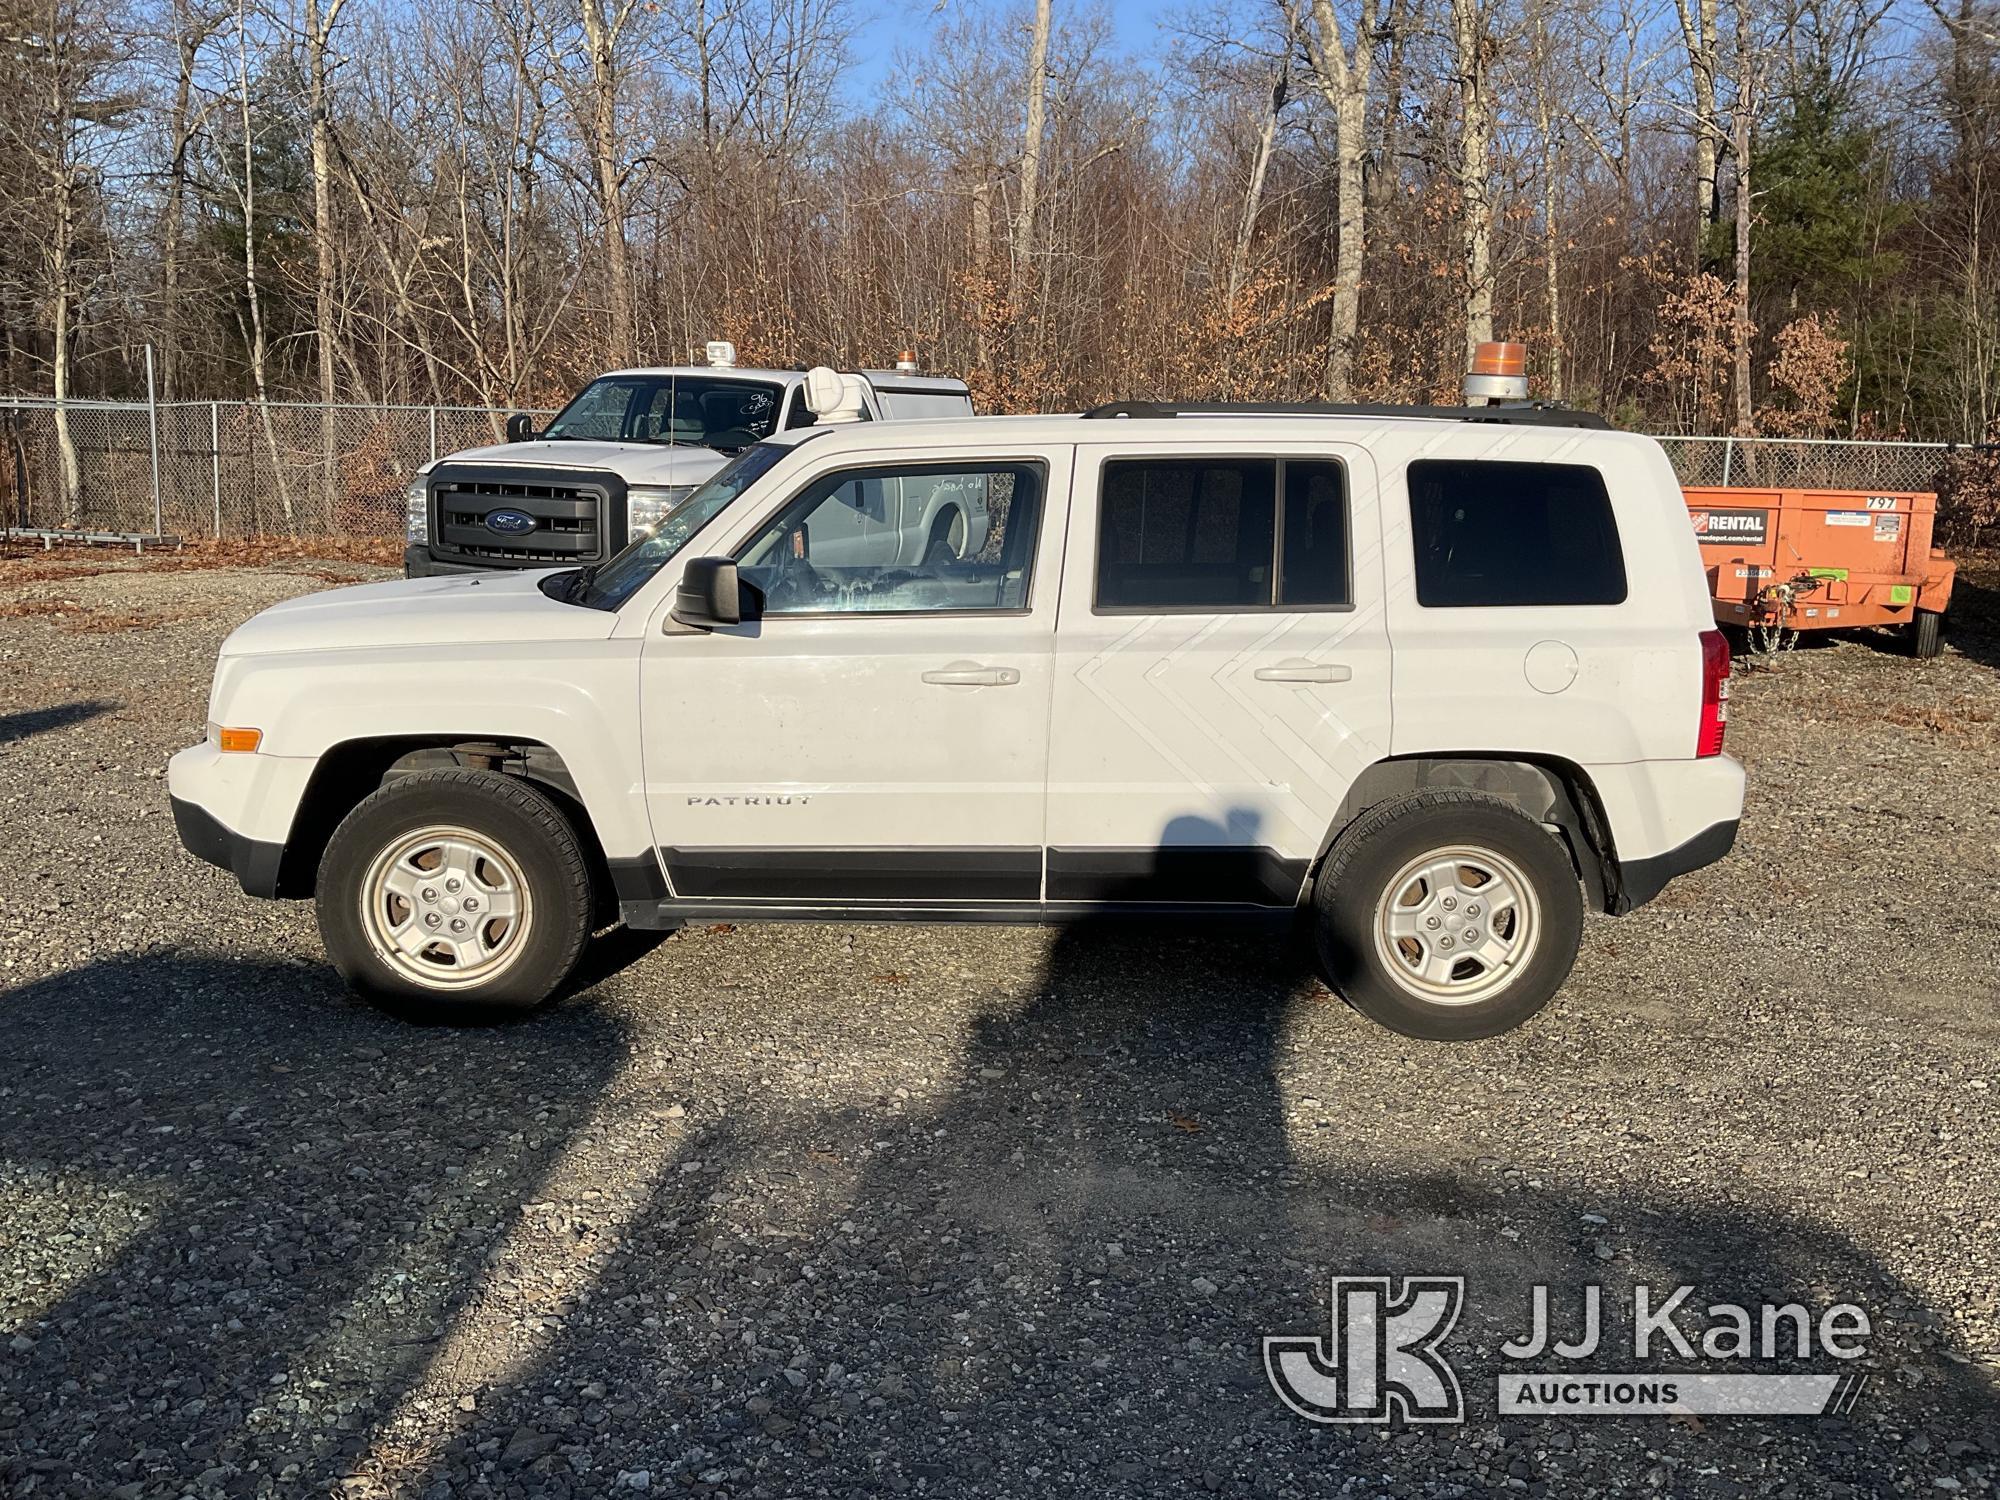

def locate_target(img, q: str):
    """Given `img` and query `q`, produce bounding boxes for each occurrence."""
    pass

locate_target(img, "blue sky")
[841,0,1168,100]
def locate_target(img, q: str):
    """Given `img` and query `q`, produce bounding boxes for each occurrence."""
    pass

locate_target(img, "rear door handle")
[1253,659,1352,684]
[922,663,1020,687]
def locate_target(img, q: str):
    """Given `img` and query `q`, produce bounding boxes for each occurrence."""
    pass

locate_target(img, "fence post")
[144,345,163,538]
[210,402,222,539]
[1721,436,1734,486]
[429,406,438,464]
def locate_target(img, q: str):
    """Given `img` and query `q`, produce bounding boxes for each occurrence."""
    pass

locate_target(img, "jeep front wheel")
[1311,791,1583,1040]
[317,769,594,1012]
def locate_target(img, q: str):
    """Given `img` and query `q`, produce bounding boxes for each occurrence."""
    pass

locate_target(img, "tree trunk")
[1367,0,1410,212]
[307,0,346,523]
[579,0,636,365]
[47,29,80,524]
[1225,68,1286,319]
[1009,0,1052,319]
[1530,0,1563,398]
[1305,0,1378,400]
[1676,0,1721,248]
[1732,0,1755,438]
[160,0,207,400]
[238,0,291,526]
[1454,0,1494,365]
[971,174,993,369]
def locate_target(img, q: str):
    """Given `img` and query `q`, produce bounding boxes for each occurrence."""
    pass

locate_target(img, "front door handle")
[1253,659,1352,684]
[922,663,1021,687]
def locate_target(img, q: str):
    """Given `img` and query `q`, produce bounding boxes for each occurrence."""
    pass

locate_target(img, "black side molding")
[1045,846,1307,906]
[606,854,669,904]
[621,900,1298,932]
[170,796,287,898]
[661,846,1043,902]
[1613,818,1739,913]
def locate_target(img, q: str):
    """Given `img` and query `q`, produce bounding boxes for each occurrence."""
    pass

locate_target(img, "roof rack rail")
[1079,400,1613,431]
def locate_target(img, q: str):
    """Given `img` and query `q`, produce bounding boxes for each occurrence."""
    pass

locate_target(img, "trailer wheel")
[1911,608,1944,659]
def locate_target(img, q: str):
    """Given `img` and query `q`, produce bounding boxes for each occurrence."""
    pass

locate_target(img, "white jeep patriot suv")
[170,399,1743,1039]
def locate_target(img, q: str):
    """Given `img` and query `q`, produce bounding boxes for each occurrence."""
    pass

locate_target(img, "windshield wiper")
[542,563,599,606]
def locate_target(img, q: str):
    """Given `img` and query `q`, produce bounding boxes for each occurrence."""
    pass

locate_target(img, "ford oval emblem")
[486,508,536,536]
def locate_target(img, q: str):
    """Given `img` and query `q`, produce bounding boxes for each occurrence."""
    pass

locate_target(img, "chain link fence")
[0,396,1974,543]
[0,398,551,542]
[1652,435,1952,493]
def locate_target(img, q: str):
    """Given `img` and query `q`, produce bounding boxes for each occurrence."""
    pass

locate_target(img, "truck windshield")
[573,442,792,610]
[541,375,785,449]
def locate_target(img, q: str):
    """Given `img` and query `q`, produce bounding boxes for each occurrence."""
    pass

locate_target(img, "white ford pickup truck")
[404,346,974,577]
[172,392,1743,1039]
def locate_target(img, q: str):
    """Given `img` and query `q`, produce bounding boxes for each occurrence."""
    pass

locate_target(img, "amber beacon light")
[1463,341,1529,403]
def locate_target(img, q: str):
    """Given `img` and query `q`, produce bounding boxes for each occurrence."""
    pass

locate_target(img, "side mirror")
[672,557,744,629]
[505,412,536,443]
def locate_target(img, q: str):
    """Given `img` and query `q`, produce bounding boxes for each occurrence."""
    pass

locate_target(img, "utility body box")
[1684,486,1956,633]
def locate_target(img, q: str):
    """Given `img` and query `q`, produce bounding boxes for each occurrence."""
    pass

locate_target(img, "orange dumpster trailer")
[1683,486,1957,657]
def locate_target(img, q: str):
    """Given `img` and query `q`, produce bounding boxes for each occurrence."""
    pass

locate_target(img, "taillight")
[1697,629,1730,757]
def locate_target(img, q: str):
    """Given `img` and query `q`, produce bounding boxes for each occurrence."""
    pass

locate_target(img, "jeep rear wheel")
[317,769,593,1013]
[1312,791,1583,1040]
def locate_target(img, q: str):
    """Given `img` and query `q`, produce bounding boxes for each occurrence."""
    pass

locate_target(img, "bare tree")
[1452,0,1495,362]
[156,0,224,397]
[1729,0,1757,436]
[233,0,290,522]
[1226,62,1290,320]
[1300,0,1379,398]
[1674,0,1723,245]
[566,0,641,365]
[6,0,138,523]
[1010,0,1053,317]
[301,0,348,507]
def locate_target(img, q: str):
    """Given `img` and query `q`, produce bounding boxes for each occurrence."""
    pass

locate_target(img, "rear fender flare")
[1311,757,1619,913]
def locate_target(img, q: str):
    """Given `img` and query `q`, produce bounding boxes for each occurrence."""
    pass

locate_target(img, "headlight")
[405,478,428,542]
[627,485,694,542]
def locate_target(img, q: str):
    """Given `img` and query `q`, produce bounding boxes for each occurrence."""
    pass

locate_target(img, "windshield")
[576,442,792,610]
[540,374,785,449]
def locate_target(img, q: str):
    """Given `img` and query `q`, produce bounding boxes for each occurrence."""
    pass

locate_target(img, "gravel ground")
[1,548,1996,1499]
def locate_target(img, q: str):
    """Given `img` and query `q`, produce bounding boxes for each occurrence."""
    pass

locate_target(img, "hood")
[433,439,731,488]
[220,570,618,657]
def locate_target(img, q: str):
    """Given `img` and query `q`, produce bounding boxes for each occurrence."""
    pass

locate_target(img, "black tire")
[317,769,594,1014]
[924,509,962,564]
[1912,608,1944,659]
[1311,790,1584,1041]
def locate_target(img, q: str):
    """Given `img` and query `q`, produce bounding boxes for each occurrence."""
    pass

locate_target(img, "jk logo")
[1265,1276,1465,1424]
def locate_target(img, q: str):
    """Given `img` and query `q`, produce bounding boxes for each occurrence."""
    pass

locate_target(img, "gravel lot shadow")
[1945,557,2000,671]
[361,923,1996,1499]
[0,698,116,745]
[0,951,638,1498]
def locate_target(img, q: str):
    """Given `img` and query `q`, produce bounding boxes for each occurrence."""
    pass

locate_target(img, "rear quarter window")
[1407,459,1626,607]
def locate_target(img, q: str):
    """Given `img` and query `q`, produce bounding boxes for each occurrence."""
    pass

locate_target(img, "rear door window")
[1095,457,1349,611]
[1406,459,1626,607]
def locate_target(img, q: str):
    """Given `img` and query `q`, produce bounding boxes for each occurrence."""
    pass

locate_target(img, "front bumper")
[167,742,316,897]
[172,794,286,896]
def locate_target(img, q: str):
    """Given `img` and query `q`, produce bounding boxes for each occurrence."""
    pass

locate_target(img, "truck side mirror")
[672,558,744,629]
[505,412,536,443]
